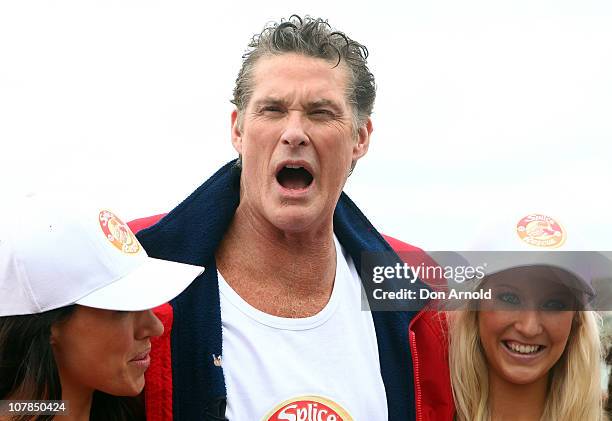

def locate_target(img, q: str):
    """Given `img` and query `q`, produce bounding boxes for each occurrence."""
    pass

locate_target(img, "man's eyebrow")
[252,98,286,108]
[308,99,341,108]
[251,97,344,112]
[306,99,345,113]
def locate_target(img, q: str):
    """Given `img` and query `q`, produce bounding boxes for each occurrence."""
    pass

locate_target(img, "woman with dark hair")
[0,306,147,421]
[0,195,203,420]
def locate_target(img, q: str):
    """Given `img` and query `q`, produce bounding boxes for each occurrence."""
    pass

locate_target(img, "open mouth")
[276,164,314,190]
[502,340,544,355]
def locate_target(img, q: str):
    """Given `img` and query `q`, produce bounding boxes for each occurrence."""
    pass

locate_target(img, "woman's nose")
[135,309,164,339]
[513,310,543,337]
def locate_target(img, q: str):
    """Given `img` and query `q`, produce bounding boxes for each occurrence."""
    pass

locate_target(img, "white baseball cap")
[444,211,612,301]
[0,194,204,316]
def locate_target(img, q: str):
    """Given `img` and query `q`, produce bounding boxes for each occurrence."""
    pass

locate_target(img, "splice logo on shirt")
[99,210,140,254]
[516,214,566,248]
[264,395,353,421]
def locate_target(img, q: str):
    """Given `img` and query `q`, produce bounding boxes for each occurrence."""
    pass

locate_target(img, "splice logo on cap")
[516,214,566,248]
[99,210,140,254]
[264,395,353,421]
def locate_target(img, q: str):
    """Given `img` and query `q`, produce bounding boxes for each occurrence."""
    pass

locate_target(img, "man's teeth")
[285,164,303,169]
[507,342,541,354]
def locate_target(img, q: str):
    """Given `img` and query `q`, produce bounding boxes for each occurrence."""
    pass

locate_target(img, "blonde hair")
[448,308,604,421]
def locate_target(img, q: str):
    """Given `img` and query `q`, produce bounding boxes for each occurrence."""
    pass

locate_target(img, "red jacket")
[130,215,453,421]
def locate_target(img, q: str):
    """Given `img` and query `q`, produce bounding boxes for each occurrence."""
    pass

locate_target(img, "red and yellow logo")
[516,214,566,248]
[99,210,140,254]
[264,395,353,421]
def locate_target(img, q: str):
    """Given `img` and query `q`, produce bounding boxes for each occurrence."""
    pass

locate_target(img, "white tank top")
[219,236,389,421]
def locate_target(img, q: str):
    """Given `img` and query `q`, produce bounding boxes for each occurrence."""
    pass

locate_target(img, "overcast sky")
[1,0,611,250]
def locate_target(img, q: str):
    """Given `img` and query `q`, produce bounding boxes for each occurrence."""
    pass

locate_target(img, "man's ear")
[352,117,373,162]
[231,109,243,154]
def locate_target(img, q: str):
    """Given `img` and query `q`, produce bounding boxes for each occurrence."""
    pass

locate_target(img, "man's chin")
[267,206,327,235]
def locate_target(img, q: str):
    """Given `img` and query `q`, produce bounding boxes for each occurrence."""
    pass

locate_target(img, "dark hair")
[0,307,144,421]
[232,14,376,130]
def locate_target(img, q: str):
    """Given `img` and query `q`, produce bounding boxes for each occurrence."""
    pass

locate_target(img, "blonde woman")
[447,212,608,421]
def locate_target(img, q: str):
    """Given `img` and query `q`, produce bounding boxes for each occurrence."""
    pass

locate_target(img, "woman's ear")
[50,324,59,345]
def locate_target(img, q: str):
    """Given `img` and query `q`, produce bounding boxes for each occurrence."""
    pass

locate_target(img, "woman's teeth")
[505,341,541,354]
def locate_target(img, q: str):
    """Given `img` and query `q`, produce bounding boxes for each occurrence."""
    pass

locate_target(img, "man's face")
[231,53,371,234]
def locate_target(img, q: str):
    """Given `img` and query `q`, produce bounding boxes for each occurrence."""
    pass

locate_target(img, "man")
[132,15,453,421]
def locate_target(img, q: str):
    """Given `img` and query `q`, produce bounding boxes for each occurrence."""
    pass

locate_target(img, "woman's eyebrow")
[491,283,519,291]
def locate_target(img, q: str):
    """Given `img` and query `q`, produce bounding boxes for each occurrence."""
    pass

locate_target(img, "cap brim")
[431,250,612,303]
[482,252,604,298]
[75,257,204,311]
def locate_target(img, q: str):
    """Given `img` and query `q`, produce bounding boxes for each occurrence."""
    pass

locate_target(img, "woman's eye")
[497,292,520,305]
[541,300,567,311]
[113,310,130,317]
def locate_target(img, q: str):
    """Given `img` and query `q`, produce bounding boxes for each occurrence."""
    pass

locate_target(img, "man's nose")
[135,309,165,339]
[513,310,544,337]
[281,113,310,147]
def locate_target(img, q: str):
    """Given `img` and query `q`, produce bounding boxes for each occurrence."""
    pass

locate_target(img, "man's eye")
[497,292,520,305]
[261,106,283,114]
[310,109,334,117]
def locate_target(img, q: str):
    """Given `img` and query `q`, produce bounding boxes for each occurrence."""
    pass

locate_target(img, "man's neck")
[215,207,337,318]
[488,371,547,421]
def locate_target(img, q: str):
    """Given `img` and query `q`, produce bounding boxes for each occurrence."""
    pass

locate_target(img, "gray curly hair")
[231,15,376,132]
